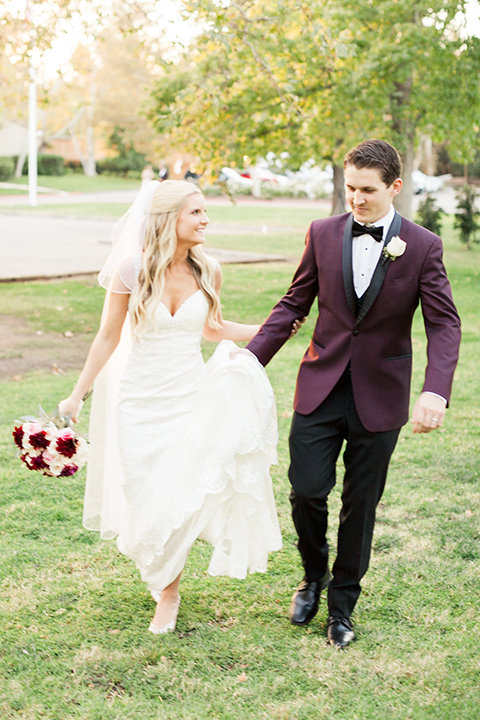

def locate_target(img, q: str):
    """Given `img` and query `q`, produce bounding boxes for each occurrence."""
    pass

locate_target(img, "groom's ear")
[391,178,403,196]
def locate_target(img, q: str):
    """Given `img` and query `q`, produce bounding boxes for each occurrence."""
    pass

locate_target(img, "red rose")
[21,453,32,468]
[29,431,50,451]
[29,454,49,472]
[56,436,78,458]
[59,464,79,477]
[13,426,24,449]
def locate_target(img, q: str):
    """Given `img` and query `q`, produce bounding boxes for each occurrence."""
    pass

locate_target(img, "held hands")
[411,392,447,434]
[290,317,306,338]
[228,316,306,360]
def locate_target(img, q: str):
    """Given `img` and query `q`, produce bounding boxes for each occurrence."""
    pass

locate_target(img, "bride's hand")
[229,347,255,360]
[289,317,306,339]
[57,396,83,423]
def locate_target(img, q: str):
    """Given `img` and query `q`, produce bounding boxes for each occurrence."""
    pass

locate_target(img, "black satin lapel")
[384,211,403,250]
[355,211,403,327]
[342,214,356,318]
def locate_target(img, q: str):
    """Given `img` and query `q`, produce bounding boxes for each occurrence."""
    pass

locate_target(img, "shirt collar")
[355,205,395,239]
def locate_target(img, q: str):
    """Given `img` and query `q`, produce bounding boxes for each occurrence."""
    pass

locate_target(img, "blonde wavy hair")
[130,180,221,333]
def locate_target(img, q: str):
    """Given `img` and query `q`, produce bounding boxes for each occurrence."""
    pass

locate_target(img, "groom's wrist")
[423,391,447,405]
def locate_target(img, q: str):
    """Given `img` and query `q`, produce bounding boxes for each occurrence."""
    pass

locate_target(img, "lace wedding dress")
[83,288,282,600]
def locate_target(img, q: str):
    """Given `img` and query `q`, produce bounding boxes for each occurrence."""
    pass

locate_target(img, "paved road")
[1,214,114,280]
[0,185,462,281]
[0,185,460,211]
[0,214,286,281]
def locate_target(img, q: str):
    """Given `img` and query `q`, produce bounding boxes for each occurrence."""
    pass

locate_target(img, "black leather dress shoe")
[327,616,356,648]
[289,570,331,626]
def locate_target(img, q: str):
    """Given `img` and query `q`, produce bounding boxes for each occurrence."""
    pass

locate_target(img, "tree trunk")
[331,164,346,215]
[15,137,28,178]
[393,131,415,220]
[250,166,262,198]
[70,125,88,173]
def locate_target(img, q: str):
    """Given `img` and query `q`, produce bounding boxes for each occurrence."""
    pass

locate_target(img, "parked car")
[219,167,253,186]
[412,170,452,194]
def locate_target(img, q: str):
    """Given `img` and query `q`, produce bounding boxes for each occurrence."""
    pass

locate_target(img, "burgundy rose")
[13,426,24,449]
[59,464,78,477]
[56,435,77,458]
[29,431,50,451]
[21,453,32,469]
[29,454,49,472]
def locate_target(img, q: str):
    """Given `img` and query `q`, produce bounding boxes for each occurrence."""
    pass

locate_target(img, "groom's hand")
[411,392,447,434]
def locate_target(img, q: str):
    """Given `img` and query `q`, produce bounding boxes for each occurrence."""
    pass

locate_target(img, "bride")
[58,180,290,634]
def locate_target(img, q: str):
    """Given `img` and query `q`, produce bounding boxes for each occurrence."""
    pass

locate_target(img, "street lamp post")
[28,54,37,207]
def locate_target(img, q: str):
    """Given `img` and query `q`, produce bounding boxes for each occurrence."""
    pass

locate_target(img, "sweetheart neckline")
[158,288,203,318]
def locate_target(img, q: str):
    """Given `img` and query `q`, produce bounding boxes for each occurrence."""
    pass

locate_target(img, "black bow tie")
[352,221,383,242]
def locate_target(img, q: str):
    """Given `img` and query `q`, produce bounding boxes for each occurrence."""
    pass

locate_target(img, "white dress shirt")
[352,205,395,297]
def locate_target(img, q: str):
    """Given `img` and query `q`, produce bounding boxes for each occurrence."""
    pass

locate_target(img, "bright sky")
[465,0,480,34]
[6,0,198,80]
[5,0,480,80]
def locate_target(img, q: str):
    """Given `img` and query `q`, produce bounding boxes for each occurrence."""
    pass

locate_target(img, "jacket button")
[352,329,360,336]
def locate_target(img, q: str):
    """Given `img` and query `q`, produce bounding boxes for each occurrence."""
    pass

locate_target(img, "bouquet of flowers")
[13,407,90,478]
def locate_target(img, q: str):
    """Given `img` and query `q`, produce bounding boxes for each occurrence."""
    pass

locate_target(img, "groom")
[246,139,461,648]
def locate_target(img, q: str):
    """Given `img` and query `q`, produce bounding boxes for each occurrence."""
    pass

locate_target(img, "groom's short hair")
[344,139,402,187]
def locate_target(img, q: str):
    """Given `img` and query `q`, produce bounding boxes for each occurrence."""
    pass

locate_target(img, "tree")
[328,0,480,218]
[1,1,165,175]
[148,0,480,217]
[454,184,480,248]
[148,0,348,200]
[416,195,445,235]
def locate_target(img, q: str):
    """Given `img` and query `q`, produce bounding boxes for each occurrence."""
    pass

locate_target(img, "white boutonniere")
[382,236,406,263]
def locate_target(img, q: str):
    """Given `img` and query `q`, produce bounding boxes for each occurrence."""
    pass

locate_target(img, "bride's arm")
[202,263,305,344]
[202,263,260,343]
[57,291,130,421]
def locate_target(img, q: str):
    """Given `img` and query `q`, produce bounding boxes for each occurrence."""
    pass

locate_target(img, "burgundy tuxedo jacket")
[247,211,461,433]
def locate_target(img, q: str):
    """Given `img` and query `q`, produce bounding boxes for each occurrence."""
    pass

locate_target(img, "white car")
[219,167,253,186]
[412,170,452,194]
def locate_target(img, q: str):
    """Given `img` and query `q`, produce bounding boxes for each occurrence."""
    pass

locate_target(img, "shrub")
[96,151,145,177]
[454,184,480,249]
[64,160,84,174]
[96,125,146,177]
[0,156,15,181]
[415,195,445,235]
[22,153,66,176]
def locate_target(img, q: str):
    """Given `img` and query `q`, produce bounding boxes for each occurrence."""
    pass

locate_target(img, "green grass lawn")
[0,201,326,227]
[0,226,479,719]
[0,175,142,194]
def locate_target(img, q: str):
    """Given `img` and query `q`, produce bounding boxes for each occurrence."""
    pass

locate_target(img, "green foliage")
[148,0,480,216]
[22,153,66,176]
[415,195,445,235]
[0,156,15,181]
[97,125,146,177]
[454,184,480,248]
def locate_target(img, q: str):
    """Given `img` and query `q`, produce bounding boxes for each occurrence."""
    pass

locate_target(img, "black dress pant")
[289,368,400,618]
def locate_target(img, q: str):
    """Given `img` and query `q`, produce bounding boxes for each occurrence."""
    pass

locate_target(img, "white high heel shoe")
[148,595,181,635]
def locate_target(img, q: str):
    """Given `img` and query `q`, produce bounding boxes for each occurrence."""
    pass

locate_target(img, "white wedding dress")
[83,288,282,600]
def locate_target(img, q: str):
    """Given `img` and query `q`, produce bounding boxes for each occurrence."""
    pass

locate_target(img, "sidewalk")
[0,187,332,209]
[0,214,286,282]
[0,185,461,282]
